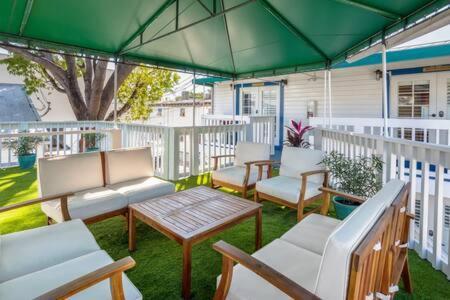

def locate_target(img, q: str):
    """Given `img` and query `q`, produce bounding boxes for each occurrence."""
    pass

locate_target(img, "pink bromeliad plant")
[284,120,313,148]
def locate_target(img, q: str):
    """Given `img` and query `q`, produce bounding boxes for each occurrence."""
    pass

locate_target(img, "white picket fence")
[314,128,450,279]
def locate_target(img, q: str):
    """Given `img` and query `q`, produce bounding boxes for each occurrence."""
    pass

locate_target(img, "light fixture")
[375,70,383,81]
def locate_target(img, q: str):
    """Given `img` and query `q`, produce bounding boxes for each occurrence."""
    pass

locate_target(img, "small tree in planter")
[284,120,313,148]
[321,151,383,219]
[82,132,106,152]
[6,135,42,169]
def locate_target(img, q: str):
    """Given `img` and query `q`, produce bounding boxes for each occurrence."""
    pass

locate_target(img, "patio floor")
[0,167,449,299]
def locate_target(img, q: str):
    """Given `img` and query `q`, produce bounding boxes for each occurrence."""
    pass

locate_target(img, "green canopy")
[0,0,448,78]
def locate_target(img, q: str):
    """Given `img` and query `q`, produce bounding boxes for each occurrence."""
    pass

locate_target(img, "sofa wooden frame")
[210,154,273,199]
[0,194,136,300]
[253,160,330,222]
[213,184,412,300]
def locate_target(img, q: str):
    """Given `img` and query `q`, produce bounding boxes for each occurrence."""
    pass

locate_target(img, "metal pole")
[382,42,389,137]
[193,72,196,127]
[113,60,118,126]
[323,69,327,127]
[328,69,332,128]
[232,80,235,123]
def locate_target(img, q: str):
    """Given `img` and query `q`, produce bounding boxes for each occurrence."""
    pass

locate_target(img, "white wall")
[146,104,211,127]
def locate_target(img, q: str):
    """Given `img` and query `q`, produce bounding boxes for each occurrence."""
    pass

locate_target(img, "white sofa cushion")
[0,250,142,300]
[105,147,154,185]
[234,142,271,167]
[212,166,268,187]
[256,175,321,204]
[314,180,405,300]
[279,148,325,184]
[0,219,99,283]
[41,187,128,223]
[281,213,341,255]
[108,177,175,205]
[38,152,104,197]
[222,239,321,300]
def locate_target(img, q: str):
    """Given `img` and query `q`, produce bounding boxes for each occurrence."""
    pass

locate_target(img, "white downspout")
[113,60,118,127]
[382,43,389,137]
[323,69,327,128]
[328,69,332,128]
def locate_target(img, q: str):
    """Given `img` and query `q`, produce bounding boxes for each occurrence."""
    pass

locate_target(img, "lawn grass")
[1,166,449,299]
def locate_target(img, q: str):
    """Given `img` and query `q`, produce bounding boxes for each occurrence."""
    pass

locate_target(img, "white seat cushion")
[0,250,142,300]
[256,175,321,204]
[279,148,325,184]
[41,187,128,223]
[234,142,271,167]
[212,166,267,187]
[0,219,100,283]
[108,177,175,205]
[281,213,341,255]
[105,147,154,185]
[314,180,405,300]
[38,152,104,197]
[222,239,321,300]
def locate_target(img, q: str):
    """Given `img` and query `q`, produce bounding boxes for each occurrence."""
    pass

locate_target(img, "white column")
[328,70,332,128]
[323,69,327,127]
[382,43,389,137]
[113,61,118,126]
[192,72,196,127]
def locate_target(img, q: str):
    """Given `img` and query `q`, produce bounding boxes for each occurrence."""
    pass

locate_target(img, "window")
[242,92,253,115]
[157,108,162,116]
[397,80,430,118]
[262,90,277,115]
[180,108,185,117]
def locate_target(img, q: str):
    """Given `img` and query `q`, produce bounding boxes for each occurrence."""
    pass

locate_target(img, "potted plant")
[6,135,42,169]
[321,151,383,220]
[284,120,313,148]
[82,132,105,152]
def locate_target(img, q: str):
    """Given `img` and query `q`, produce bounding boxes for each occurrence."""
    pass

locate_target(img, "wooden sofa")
[213,180,412,300]
[0,199,140,299]
[38,147,175,226]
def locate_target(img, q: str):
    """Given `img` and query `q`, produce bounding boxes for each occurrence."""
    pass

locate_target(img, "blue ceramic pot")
[332,195,360,220]
[86,147,99,152]
[18,154,36,169]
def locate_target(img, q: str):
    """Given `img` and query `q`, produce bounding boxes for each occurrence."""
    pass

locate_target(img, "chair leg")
[242,187,247,199]
[401,256,413,294]
[254,191,260,202]
[297,201,305,222]
[47,216,52,225]
[320,192,331,216]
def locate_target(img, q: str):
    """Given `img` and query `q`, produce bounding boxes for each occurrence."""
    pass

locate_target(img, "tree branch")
[105,101,131,121]
[83,58,93,108]
[88,59,108,119]
[64,55,88,119]
[97,63,135,120]
[40,66,66,93]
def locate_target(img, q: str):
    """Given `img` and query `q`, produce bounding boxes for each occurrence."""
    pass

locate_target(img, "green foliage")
[81,132,105,148]
[321,151,383,199]
[118,67,180,120]
[6,135,42,156]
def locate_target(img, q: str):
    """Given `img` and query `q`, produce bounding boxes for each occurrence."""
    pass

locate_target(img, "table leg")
[128,209,136,252]
[182,242,192,300]
[256,208,262,250]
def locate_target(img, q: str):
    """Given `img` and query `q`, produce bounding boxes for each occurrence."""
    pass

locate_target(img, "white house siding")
[212,83,233,115]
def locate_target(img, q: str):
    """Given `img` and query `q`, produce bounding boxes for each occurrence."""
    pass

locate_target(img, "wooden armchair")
[254,148,330,221]
[0,194,139,300]
[211,142,271,198]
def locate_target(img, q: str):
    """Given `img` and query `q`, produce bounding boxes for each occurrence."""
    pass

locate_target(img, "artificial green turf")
[1,167,449,299]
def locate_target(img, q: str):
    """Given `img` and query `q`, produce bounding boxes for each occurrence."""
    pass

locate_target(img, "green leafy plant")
[82,132,105,149]
[6,136,42,156]
[284,120,312,148]
[321,151,383,203]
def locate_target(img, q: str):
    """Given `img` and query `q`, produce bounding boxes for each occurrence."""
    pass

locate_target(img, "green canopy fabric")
[0,0,448,78]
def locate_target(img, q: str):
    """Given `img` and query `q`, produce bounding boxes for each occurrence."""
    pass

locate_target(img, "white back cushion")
[105,147,154,185]
[38,152,103,197]
[279,147,325,183]
[314,180,405,300]
[234,142,271,167]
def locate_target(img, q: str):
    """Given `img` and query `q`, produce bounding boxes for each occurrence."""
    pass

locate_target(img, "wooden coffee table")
[128,186,262,300]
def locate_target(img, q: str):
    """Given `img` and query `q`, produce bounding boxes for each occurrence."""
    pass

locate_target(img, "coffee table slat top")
[129,186,261,240]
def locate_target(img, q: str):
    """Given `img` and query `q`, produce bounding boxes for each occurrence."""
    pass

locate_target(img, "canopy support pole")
[232,80,236,123]
[193,72,196,127]
[323,70,327,128]
[382,42,389,137]
[113,60,118,127]
[328,69,332,128]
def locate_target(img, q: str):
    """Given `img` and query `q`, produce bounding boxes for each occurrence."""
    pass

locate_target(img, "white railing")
[310,117,450,146]
[0,121,115,168]
[314,128,450,279]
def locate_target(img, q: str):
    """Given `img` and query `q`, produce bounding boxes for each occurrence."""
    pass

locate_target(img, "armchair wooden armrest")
[213,241,319,300]
[35,256,136,300]
[301,169,330,177]
[211,154,235,171]
[0,192,74,221]
[254,160,280,180]
[243,160,277,183]
[319,187,365,204]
